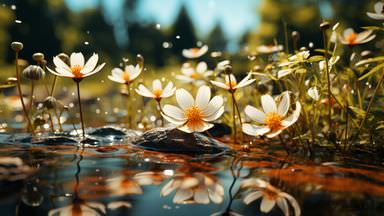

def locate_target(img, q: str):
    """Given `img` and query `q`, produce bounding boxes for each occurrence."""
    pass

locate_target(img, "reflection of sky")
[65,0,260,41]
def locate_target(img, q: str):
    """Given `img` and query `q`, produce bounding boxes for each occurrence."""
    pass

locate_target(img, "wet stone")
[88,126,127,136]
[132,127,230,155]
[205,123,232,137]
[32,136,78,145]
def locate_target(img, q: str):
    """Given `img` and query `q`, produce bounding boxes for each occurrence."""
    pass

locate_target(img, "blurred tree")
[0,6,13,64]
[5,0,62,62]
[206,22,228,51]
[168,5,198,59]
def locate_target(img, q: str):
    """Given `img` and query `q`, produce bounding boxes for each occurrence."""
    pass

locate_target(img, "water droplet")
[97,97,101,101]
[196,41,203,47]
[95,109,101,114]
[84,41,89,45]
[308,42,314,48]
[71,92,75,96]
[162,42,171,48]
[163,169,174,176]
[155,24,161,30]
[15,20,22,24]
[86,30,90,34]
[150,115,156,122]
[176,35,181,39]
[11,5,16,10]
[104,111,108,115]
[69,103,74,108]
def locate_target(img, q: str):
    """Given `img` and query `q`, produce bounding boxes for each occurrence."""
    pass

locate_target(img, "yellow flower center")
[190,73,200,79]
[71,65,83,78]
[153,89,163,98]
[263,187,280,200]
[264,112,283,132]
[225,80,237,89]
[191,48,200,54]
[122,72,130,82]
[346,33,357,45]
[185,106,204,129]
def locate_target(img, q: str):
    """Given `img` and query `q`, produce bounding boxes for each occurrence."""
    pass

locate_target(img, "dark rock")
[88,126,127,136]
[132,127,230,155]
[205,123,231,137]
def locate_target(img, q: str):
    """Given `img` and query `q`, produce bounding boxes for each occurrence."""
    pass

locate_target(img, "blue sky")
[65,0,260,41]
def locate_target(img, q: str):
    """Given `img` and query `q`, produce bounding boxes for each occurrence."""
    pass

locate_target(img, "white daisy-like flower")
[47,52,105,80]
[135,79,175,101]
[182,45,208,58]
[48,201,106,216]
[161,173,224,204]
[108,64,142,84]
[241,178,301,216]
[256,45,283,54]
[339,28,376,47]
[307,87,320,101]
[161,85,224,133]
[367,2,384,20]
[242,91,301,138]
[176,62,213,85]
[210,74,255,91]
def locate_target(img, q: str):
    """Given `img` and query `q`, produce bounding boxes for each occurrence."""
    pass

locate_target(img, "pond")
[0,126,383,216]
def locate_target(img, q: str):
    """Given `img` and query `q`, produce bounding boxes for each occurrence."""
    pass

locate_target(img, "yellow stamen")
[185,106,204,129]
[346,33,357,45]
[264,112,283,132]
[225,80,237,89]
[191,48,200,54]
[122,72,130,82]
[190,73,200,79]
[71,65,83,78]
[263,187,280,200]
[153,89,162,98]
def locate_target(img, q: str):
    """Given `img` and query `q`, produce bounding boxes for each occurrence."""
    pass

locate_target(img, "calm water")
[0,128,383,216]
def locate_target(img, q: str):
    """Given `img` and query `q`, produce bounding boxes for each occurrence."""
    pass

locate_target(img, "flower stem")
[75,80,85,138]
[156,100,164,127]
[231,92,237,144]
[357,70,384,135]
[15,51,33,133]
[232,92,244,145]
[321,29,332,130]
[28,80,34,112]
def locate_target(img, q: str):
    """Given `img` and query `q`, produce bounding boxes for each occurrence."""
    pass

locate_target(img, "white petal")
[70,52,84,67]
[225,74,237,85]
[162,113,186,126]
[82,63,105,78]
[195,85,211,109]
[108,75,125,84]
[53,56,71,71]
[276,198,290,216]
[266,129,283,138]
[178,122,213,133]
[203,96,224,117]
[176,88,194,110]
[196,61,207,73]
[152,79,162,90]
[277,91,290,116]
[210,80,229,90]
[162,105,185,121]
[244,105,266,123]
[136,84,155,98]
[81,53,98,74]
[260,197,276,213]
[176,75,194,83]
[236,78,255,89]
[194,188,210,204]
[243,191,263,205]
[375,2,384,13]
[242,124,270,136]
[282,101,301,127]
[203,106,224,122]
[261,94,277,113]
[343,28,354,38]
[280,192,301,216]
[173,189,193,203]
[161,180,177,196]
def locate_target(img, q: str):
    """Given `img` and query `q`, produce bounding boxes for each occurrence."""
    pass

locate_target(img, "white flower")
[241,178,301,216]
[339,28,376,46]
[161,173,224,204]
[367,2,384,20]
[182,45,208,58]
[47,52,105,80]
[307,87,320,101]
[242,91,301,138]
[48,201,106,216]
[161,85,224,133]
[256,45,283,54]
[176,62,213,85]
[135,79,175,101]
[210,74,255,91]
[216,60,231,71]
[108,64,142,84]
[107,176,143,197]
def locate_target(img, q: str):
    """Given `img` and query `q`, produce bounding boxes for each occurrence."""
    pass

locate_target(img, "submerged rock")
[132,127,230,155]
[88,126,128,136]
[32,136,78,145]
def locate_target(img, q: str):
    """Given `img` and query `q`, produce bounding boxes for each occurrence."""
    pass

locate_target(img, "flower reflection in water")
[107,176,143,197]
[241,178,301,216]
[161,172,224,204]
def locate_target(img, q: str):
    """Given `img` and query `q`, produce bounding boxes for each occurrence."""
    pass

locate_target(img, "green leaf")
[362,26,384,31]
[314,49,332,56]
[358,62,384,80]
[308,55,325,63]
[355,56,384,67]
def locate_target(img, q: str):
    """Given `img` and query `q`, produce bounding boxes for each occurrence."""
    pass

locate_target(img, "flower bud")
[22,65,45,80]
[7,77,18,83]
[32,53,45,62]
[136,54,144,69]
[43,96,57,110]
[291,31,300,41]
[11,42,23,52]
